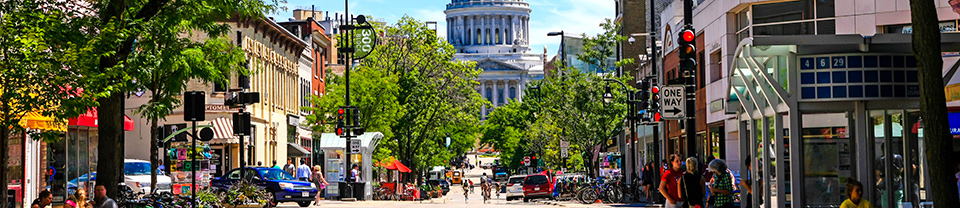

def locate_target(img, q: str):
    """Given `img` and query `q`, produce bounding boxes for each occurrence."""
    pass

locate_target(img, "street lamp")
[547,31,566,77]
[603,84,614,103]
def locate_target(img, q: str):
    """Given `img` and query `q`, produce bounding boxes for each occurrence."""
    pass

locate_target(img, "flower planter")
[230,204,262,208]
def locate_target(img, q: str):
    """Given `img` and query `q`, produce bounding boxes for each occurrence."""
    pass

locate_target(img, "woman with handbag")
[679,157,704,208]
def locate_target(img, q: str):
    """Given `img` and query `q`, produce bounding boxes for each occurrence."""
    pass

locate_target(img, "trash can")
[350,182,365,200]
[338,182,353,199]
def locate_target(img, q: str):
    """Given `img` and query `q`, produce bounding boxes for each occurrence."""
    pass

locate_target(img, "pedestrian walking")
[31,190,52,208]
[659,154,683,208]
[297,158,311,181]
[840,178,872,208]
[679,157,704,208]
[93,184,117,208]
[283,158,296,176]
[312,165,329,206]
[707,159,734,208]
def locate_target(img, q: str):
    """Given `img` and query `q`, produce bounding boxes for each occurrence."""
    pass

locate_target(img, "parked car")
[123,159,173,194]
[522,174,553,202]
[504,175,526,201]
[494,172,508,182]
[61,160,173,195]
[425,179,450,195]
[211,167,318,207]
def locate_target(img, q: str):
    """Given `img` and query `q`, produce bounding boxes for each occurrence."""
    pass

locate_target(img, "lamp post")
[601,78,636,190]
[547,31,566,77]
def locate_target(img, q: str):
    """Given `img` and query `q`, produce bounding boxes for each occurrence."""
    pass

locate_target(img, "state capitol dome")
[444,0,532,54]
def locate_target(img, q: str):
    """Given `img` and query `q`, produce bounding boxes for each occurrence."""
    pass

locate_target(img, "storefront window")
[7,133,24,207]
[801,112,850,206]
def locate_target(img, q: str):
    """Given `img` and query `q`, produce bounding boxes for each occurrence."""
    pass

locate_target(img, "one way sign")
[659,86,685,119]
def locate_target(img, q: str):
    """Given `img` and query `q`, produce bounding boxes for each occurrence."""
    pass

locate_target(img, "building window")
[486,87,493,103]
[509,87,516,100]
[736,0,836,38]
[882,20,959,34]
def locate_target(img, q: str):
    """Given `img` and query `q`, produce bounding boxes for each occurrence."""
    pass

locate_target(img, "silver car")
[505,175,526,201]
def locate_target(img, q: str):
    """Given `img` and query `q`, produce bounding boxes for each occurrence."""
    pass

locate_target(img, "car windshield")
[508,177,525,184]
[124,162,152,175]
[258,169,294,180]
[524,175,548,185]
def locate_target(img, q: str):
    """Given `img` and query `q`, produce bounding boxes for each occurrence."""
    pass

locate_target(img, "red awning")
[68,107,135,131]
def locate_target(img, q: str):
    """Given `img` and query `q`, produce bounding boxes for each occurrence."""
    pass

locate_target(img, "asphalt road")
[274,154,548,208]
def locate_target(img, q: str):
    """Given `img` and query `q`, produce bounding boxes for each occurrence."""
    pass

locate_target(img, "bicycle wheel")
[604,186,624,203]
[577,187,598,204]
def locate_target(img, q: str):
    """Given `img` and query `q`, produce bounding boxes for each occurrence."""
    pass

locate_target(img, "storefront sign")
[205,104,236,112]
[946,83,960,102]
[709,99,724,112]
[949,112,960,135]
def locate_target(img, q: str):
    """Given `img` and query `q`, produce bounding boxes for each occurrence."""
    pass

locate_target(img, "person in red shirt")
[659,154,684,208]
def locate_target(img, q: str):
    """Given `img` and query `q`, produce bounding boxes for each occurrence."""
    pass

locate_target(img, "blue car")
[211,167,318,207]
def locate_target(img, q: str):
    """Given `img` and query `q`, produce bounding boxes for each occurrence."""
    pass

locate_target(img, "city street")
[277,155,552,208]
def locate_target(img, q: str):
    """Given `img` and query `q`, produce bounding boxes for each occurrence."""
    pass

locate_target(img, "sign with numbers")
[560,140,569,158]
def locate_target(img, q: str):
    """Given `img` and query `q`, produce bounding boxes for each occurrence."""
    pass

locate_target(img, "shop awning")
[317,132,384,155]
[211,117,234,140]
[19,111,66,132]
[68,107,134,131]
[287,143,310,157]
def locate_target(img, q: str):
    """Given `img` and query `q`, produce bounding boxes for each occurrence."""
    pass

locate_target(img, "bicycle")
[576,178,624,204]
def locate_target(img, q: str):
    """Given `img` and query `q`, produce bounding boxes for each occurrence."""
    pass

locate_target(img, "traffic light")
[184,91,205,121]
[352,108,365,136]
[678,26,697,77]
[336,108,346,136]
[638,79,650,110]
[650,85,660,111]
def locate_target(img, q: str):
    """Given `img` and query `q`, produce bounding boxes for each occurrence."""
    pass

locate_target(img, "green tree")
[306,16,484,181]
[129,35,247,191]
[480,100,535,169]
[910,0,960,206]
[577,19,635,73]
[0,0,89,205]
[55,0,276,197]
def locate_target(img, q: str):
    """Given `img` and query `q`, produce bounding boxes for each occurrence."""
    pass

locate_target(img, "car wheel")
[523,197,529,202]
[297,201,310,207]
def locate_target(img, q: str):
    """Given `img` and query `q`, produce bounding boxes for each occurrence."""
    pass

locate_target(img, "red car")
[522,174,553,202]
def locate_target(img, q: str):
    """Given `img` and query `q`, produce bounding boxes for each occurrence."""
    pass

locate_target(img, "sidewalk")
[535,199,663,208]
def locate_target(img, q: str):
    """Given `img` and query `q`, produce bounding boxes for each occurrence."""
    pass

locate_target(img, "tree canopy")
[306,16,485,180]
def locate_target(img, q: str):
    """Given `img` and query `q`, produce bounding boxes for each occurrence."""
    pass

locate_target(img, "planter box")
[230,204,263,208]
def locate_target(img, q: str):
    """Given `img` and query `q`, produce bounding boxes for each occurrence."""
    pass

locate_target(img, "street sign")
[560,140,569,158]
[349,139,361,154]
[523,156,531,166]
[659,86,686,119]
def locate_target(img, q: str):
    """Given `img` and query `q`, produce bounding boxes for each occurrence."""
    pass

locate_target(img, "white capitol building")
[444,0,545,118]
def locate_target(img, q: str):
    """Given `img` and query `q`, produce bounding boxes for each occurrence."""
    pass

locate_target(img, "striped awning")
[209,117,236,144]
[19,111,66,132]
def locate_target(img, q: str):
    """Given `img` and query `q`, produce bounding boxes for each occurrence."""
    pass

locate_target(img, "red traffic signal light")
[654,112,662,122]
[651,86,659,94]
[336,127,344,136]
[681,30,695,42]
[338,108,345,115]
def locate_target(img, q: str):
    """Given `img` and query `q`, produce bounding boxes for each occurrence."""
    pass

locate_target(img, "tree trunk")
[911,0,960,206]
[1,104,10,208]
[97,92,124,198]
[150,116,158,192]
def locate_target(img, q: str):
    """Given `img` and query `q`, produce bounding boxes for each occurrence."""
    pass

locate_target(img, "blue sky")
[268,0,614,58]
